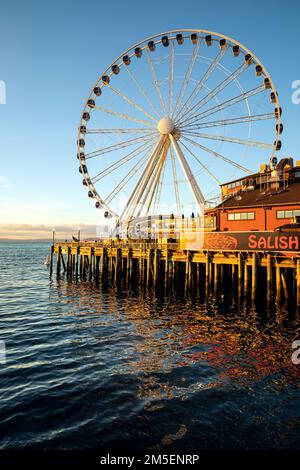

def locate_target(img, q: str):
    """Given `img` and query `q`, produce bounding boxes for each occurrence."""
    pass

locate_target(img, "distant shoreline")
[0,239,53,243]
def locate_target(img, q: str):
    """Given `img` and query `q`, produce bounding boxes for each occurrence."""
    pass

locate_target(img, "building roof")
[216,182,300,210]
[219,172,260,187]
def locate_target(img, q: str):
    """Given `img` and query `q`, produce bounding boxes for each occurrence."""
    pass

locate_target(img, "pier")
[51,239,300,306]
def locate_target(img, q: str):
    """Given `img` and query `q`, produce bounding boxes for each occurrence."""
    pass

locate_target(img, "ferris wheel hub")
[157,116,175,135]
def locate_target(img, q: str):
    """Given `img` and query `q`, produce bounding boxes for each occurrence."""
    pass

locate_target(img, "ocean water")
[0,242,300,451]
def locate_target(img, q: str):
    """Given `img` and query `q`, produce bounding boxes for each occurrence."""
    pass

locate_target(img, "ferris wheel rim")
[77,28,282,221]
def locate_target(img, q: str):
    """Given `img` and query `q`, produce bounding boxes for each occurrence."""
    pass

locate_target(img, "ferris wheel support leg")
[138,138,170,218]
[169,134,206,214]
[117,136,165,226]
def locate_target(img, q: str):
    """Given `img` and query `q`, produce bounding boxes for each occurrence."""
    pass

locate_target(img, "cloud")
[0,176,11,190]
[0,224,98,240]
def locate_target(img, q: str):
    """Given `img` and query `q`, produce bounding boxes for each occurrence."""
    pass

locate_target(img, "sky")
[0,0,299,238]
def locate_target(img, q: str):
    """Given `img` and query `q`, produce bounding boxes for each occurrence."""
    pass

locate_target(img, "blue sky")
[0,0,299,236]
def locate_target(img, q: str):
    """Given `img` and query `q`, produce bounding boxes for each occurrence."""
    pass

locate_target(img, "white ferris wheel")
[77,29,282,231]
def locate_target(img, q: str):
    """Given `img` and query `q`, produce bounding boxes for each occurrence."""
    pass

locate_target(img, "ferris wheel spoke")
[170,146,181,215]
[133,137,169,218]
[150,140,169,215]
[118,136,166,222]
[178,61,250,126]
[169,134,206,208]
[180,85,265,128]
[147,157,166,214]
[182,135,252,174]
[138,140,169,217]
[94,104,155,127]
[168,41,175,115]
[172,40,201,118]
[182,113,274,131]
[153,153,167,214]
[180,141,222,185]
[86,127,156,134]
[85,133,157,159]
[125,66,161,119]
[181,130,273,149]
[105,147,153,205]
[91,138,156,184]
[106,84,158,123]
[174,48,226,123]
[145,49,166,114]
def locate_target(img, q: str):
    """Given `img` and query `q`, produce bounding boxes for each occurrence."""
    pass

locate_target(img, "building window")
[227,212,255,221]
[225,180,243,190]
[277,209,300,219]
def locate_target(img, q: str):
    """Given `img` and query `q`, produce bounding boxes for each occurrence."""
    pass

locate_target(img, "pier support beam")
[147,249,153,285]
[244,259,249,294]
[251,252,258,300]
[153,249,160,286]
[238,252,243,294]
[56,246,61,275]
[50,245,54,276]
[276,263,281,302]
[297,260,300,307]
[266,254,273,303]
[205,252,210,289]
[281,269,289,300]
[185,251,192,291]
[101,248,107,280]
[115,248,121,283]
[127,248,133,282]
[67,247,71,274]
[214,262,218,291]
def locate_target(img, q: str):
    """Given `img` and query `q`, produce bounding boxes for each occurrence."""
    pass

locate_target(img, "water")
[0,242,300,451]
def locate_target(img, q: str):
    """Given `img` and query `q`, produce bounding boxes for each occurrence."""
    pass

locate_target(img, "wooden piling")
[251,252,258,299]
[244,259,249,294]
[153,248,159,285]
[238,252,243,293]
[56,246,61,275]
[205,252,210,287]
[276,264,281,302]
[115,248,121,283]
[266,254,273,302]
[50,245,54,276]
[297,259,300,307]
[281,270,289,300]
[185,251,192,291]
[66,246,71,274]
[147,248,153,285]
[101,248,107,280]
[214,262,218,291]
[127,248,134,282]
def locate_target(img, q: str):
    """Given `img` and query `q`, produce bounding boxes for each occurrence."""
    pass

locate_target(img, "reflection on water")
[0,243,300,450]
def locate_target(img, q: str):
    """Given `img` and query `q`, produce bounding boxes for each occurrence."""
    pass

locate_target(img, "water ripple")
[0,242,300,450]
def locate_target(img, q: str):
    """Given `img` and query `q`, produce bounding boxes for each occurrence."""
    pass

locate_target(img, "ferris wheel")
[77,29,282,228]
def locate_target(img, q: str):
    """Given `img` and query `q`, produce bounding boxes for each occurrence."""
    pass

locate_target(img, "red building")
[209,158,300,232]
